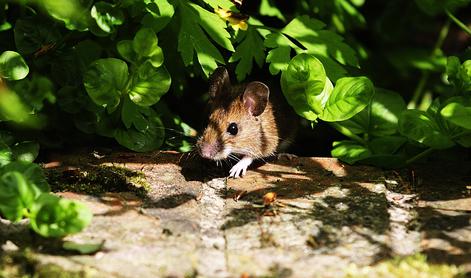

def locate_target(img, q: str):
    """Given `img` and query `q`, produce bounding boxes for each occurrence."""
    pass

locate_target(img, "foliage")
[345,253,464,278]
[0,159,92,237]
[0,0,470,237]
[0,48,91,237]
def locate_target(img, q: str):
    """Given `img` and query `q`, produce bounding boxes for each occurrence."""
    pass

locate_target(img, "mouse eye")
[227,122,238,135]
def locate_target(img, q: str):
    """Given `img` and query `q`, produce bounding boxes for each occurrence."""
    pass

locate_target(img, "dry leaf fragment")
[240,273,250,278]
[233,190,247,202]
[263,192,277,206]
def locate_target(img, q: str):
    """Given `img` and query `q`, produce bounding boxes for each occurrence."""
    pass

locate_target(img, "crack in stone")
[197,178,229,277]
[385,188,421,256]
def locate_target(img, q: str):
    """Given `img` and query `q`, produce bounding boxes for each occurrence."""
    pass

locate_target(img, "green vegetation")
[0,160,92,237]
[0,0,470,238]
[46,164,150,196]
[346,253,465,278]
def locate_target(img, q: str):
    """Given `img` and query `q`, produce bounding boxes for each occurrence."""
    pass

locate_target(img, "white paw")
[229,157,253,178]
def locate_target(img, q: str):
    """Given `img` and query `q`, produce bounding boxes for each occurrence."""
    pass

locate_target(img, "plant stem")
[451,130,471,140]
[408,72,430,109]
[250,24,280,33]
[330,122,367,144]
[406,131,471,165]
[408,20,450,109]
[445,9,471,36]
[406,147,435,165]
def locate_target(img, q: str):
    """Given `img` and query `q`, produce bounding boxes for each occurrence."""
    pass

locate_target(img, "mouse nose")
[198,142,219,159]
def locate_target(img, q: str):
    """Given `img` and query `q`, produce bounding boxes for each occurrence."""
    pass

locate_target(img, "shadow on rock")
[418,207,471,268]
[221,156,393,260]
[145,193,197,209]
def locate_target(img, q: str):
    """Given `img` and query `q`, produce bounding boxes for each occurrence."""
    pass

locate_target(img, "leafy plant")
[0,161,92,237]
[0,0,470,170]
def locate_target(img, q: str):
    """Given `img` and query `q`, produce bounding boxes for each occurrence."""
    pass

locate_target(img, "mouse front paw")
[229,157,254,178]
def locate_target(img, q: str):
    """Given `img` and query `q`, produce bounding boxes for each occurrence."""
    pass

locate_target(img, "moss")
[45,165,150,197]
[0,249,34,278]
[345,253,465,278]
[0,249,91,278]
[35,263,90,278]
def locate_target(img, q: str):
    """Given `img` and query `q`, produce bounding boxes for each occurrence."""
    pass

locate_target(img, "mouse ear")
[243,81,270,117]
[208,67,231,99]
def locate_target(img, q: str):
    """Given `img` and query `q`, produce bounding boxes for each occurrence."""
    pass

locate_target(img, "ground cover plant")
[0,0,470,237]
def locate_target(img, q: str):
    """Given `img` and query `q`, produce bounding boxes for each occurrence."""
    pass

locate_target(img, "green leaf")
[441,102,471,129]
[229,26,266,81]
[456,133,471,147]
[0,22,12,32]
[388,48,447,72]
[63,240,105,254]
[83,58,129,109]
[281,53,330,121]
[0,142,12,167]
[265,32,295,75]
[30,193,92,237]
[0,171,35,222]
[40,0,92,31]
[14,18,61,55]
[368,89,407,135]
[129,61,171,106]
[282,16,358,67]
[141,0,175,32]
[320,76,374,122]
[91,2,124,34]
[264,16,354,80]
[133,28,158,58]
[336,88,406,136]
[332,138,407,168]
[114,109,165,152]
[121,96,150,131]
[399,110,455,149]
[369,136,407,155]
[0,161,50,195]
[177,0,233,77]
[117,40,138,63]
[0,51,29,80]
[74,40,103,72]
[12,74,56,112]
[11,141,40,163]
[132,28,164,67]
[51,41,101,86]
[415,0,470,15]
[259,0,285,21]
[446,57,471,92]
[0,131,15,146]
[0,88,43,128]
[458,63,471,90]
[331,140,371,164]
[201,0,237,10]
[446,56,461,85]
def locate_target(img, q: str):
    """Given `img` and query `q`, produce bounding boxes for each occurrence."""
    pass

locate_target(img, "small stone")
[2,240,18,251]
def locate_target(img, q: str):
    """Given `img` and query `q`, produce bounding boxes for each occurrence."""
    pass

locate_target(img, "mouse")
[196,67,297,178]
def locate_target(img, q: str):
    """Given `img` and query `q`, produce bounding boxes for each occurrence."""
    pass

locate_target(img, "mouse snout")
[198,141,222,159]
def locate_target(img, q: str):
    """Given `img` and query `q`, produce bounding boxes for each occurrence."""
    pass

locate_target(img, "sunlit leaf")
[320,76,374,122]
[30,194,92,237]
[83,58,128,109]
[0,51,29,80]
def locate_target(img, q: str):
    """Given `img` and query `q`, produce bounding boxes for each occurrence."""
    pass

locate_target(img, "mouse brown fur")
[197,67,297,177]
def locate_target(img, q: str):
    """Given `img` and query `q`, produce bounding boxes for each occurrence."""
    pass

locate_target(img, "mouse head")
[197,67,270,160]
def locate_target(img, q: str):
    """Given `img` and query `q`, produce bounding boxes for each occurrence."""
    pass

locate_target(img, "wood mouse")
[197,67,297,178]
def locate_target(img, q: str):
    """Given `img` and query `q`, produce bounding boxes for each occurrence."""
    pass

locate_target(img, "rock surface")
[1,151,470,277]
